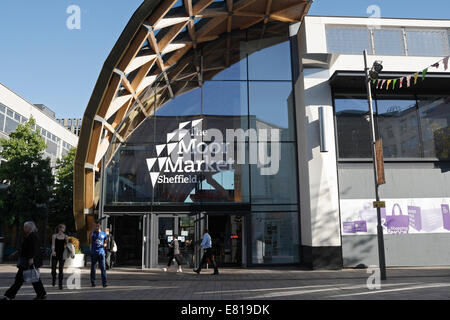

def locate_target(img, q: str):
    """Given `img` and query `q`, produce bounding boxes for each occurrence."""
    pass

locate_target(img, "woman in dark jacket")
[1,221,47,300]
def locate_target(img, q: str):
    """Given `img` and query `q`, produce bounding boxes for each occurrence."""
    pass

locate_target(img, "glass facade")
[104,27,300,265]
[335,94,450,160]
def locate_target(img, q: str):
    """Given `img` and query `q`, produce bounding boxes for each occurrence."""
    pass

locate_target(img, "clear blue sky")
[0,0,449,118]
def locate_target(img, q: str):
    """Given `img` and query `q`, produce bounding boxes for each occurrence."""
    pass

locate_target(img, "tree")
[49,148,76,234]
[0,117,53,246]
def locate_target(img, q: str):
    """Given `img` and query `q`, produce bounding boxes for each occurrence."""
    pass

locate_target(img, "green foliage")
[0,117,53,227]
[49,148,76,234]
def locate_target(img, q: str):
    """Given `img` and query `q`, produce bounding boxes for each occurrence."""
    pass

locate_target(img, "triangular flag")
[413,73,419,85]
[399,77,404,88]
[406,76,412,87]
[377,79,381,89]
[443,57,449,71]
[422,68,428,81]
[381,80,386,89]
[372,78,377,85]
[386,80,392,90]
[393,79,398,89]
[432,62,440,69]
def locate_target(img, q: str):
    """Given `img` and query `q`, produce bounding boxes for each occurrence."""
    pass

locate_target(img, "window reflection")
[376,97,420,158]
[335,96,372,158]
[251,212,300,264]
[248,40,292,81]
[418,96,450,159]
[250,142,298,205]
[249,82,295,141]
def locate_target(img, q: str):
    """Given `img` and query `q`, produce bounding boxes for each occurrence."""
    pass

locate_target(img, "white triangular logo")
[179,121,190,130]
[192,119,203,127]
[158,157,168,171]
[167,131,177,143]
[167,143,178,155]
[178,129,189,141]
[156,144,166,156]
[146,158,157,171]
[150,172,160,187]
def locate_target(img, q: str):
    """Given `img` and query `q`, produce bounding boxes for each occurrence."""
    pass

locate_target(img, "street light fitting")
[369,60,383,80]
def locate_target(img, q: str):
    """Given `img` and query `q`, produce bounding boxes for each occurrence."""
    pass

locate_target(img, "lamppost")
[363,49,387,281]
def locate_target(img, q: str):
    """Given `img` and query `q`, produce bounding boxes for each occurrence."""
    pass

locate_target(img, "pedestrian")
[90,222,108,288]
[163,235,183,273]
[1,221,47,300]
[193,229,219,275]
[105,228,116,270]
[51,224,68,289]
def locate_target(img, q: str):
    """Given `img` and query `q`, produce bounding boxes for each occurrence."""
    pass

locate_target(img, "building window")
[334,96,372,158]
[0,104,5,113]
[14,113,21,122]
[326,26,372,55]
[248,40,292,81]
[0,113,5,132]
[6,109,13,118]
[251,212,300,264]
[376,97,421,158]
[373,28,406,56]
[4,117,19,133]
[335,94,450,160]
[406,29,450,56]
[418,96,450,160]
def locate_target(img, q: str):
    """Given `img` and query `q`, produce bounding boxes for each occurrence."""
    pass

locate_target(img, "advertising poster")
[340,198,450,235]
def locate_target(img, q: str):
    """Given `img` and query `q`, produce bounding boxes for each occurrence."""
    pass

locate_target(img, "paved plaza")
[0,264,449,300]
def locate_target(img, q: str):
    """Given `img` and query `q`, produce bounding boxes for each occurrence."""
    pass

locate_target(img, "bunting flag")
[373,55,449,90]
[422,68,428,80]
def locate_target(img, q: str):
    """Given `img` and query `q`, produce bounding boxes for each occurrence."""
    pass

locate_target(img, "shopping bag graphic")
[408,205,443,232]
[385,204,409,234]
[408,206,422,231]
[343,221,356,234]
[441,204,450,231]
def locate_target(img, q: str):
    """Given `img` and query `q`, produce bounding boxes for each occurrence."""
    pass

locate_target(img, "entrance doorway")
[157,215,196,268]
[208,215,244,267]
[109,215,142,266]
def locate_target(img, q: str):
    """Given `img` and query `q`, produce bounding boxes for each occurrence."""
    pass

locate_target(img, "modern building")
[0,83,79,167]
[74,0,450,269]
[57,118,83,136]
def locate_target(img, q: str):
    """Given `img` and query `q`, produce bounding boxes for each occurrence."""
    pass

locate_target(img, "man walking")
[193,229,219,275]
[90,222,108,288]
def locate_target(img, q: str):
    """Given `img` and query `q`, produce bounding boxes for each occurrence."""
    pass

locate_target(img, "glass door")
[157,216,175,266]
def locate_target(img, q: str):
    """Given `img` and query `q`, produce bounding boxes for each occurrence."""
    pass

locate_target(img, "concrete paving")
[0,264,449,300]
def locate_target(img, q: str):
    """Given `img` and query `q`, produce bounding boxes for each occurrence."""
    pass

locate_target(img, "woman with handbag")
[1,221,47,300]
[51,224,68,289]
